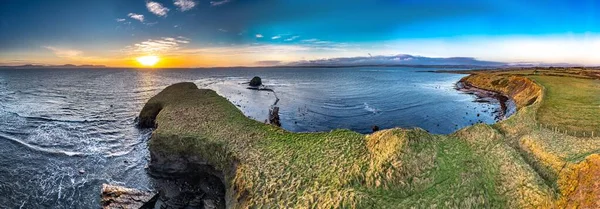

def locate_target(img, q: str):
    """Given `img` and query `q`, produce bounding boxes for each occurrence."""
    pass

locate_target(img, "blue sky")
[1,0,599,67]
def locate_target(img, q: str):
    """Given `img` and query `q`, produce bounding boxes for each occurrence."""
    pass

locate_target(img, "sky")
[1,0,600,67]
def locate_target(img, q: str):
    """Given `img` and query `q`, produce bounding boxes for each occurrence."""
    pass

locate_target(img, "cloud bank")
[44,46,83,58]
[124,36,191,55]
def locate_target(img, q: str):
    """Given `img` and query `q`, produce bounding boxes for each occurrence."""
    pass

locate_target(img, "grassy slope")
[141,69,600,208]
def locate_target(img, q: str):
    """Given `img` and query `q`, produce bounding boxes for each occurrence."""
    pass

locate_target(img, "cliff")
[138,70,600,208]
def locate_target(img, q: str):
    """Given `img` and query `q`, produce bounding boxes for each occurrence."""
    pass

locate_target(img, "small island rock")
[249,76,262,87]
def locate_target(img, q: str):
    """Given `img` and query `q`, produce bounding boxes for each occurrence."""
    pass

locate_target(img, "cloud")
[271,35,281,40]
[255,34,263,38]
[146,1,169,17]
[128,13,144,22]
[116,18,126,22]
[174,0,196,11]
[124,37,191,55]
[218,28,228,32]
[285,36,300,41]
[145,21,158,26]
[301,39,332,44]
[210,0,231,6]
[44,46,83,58]
[255,60,282,66]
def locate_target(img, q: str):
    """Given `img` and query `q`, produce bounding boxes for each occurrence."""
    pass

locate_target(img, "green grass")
[357,133,506,208]
[529,76,600,136]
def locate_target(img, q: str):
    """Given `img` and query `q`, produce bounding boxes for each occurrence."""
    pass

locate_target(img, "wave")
[5,111,116,123]
[321,102,365,110]
[306,108,374,118]
[363,103,380,114]
[0,132,86,157]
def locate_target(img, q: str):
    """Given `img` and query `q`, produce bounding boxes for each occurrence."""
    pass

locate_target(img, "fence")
[537,123,597,138]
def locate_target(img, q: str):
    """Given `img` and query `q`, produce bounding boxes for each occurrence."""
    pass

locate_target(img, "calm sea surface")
[0,67,503,208]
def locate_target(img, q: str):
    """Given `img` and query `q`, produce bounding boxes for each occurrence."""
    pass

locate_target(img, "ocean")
[0,67,504,208]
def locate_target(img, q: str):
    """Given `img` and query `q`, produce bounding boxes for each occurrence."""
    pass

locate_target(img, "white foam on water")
[364,103,379,114]
[0,132,86,157]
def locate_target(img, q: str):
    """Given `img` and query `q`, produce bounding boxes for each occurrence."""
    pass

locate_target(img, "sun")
[136,55,160,67]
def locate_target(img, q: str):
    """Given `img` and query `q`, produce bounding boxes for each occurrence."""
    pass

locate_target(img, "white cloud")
[146,1,169,17]
[285,36,300,41]
[44,46,83,58]
[271,35,281,40]
[210,0,231,6]
[174,0,196,11]
[116,18,126,22]
[128,13,145,22]
[255,34,263,38]
[124,37,191,55]
[301,39,332,44]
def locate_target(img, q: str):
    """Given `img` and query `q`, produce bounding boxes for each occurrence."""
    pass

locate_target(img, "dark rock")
[138,102,162,128]
[249,76,262,87]
[372,126,380,132]
[269,106,281,127]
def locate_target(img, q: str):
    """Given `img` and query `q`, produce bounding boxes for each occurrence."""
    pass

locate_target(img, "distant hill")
[283,54,577,68]
[0,64,107,69]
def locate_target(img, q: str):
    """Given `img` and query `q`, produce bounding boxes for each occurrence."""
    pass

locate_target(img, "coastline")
[455,79,516,121]
[132,76,531,208]
[106,70,600,208]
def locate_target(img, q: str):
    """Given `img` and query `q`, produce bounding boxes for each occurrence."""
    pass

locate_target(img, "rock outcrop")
[101,184,156,209]
[249,76,262,87]
[268,106,281,127]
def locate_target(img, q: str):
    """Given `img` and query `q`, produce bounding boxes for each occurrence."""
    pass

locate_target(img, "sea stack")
[249,76,262,87]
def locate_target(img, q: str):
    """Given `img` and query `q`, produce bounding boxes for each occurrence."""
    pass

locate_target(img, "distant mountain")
[286,54,507,67]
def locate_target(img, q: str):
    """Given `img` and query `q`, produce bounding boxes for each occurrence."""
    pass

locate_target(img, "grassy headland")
[140,68,600,208]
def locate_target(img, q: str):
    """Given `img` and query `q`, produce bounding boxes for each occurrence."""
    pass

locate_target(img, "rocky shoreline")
[455,80,516,121]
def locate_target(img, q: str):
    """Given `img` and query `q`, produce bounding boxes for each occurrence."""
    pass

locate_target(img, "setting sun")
[136,55,159,67]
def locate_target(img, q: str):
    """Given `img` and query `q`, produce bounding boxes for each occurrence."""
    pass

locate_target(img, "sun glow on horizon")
[136,55,160,67]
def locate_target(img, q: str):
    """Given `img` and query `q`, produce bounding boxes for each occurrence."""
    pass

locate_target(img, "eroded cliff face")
[459,74,542,109]
[138,83,229,208]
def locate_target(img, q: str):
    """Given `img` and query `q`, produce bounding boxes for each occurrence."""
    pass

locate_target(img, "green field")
[140,68,600,208]
[530,76,600,136]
